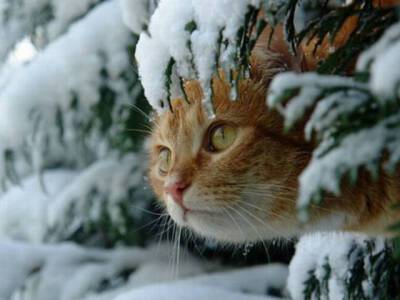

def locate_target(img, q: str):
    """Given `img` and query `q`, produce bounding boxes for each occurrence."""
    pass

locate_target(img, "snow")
[305,90,369,140]
[287,233,386,300]
[0,170,76,243]
[287,233,356,300]
[357,22,400,101]
[0,241,208,300]
[47,155,149,241]
[267,72,367,129]
[115,285,276,300]
[0,0,131,141]
[109,264,287,300]
[46,0,104,42]
[266,69,400,211]
[0,0,103,62]
[8,38,38,65]
[0,161,288,299]
[298,112,400,210]
[119,0,158,35]
[0,240,289,300]
[0,38,37,98]
[370,40,400,99]
[0,0,135,182]
[134,0,261,114]
[0,154,150,245]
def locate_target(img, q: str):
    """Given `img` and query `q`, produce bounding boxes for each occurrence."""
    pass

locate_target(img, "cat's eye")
[158,147,171,175]
[208,124,237,152]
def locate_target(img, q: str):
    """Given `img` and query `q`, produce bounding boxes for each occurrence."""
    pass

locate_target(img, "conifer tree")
[0,0,156,247]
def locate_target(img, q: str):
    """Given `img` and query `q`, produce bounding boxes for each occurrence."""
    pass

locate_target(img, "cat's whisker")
[173,226,180,278]
[124,103,152,121]
[168,222,178,278]
[248,184,298,192]
[175,226,182,278]
[141,123,157,132]
[156,216,174,239]
[227,182,299,193]
[131,205,168,216]
[155,214,168,253]
[189,232,210,262]
[239,190,343,216]
[164,219,175,246]
[234,198,298,225]
[221,206,246,241]
[232,202,282,237]
[125,128,152,135]
[133,214,167,234]
[174,225,180,278]
[225,205,270,260]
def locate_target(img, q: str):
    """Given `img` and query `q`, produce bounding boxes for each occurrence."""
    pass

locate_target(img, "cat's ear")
[250,25,306,85]
[251,18,360,82]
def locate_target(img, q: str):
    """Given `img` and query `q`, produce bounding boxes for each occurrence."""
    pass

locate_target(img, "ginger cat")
[148,21,400,243]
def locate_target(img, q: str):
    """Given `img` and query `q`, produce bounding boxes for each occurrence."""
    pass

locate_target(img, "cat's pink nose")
[165,181,191,208]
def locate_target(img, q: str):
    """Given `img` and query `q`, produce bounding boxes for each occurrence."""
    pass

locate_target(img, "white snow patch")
[0,242,208,300]
[298,113,400,208]
[357,22,400,100]
[0,170,76,243]
[119,0,158,35]
[0,0,134,182]
[0,0,103,62]
[288,233,387,300]
[134,0,261,113]
[267,72,367,128]
[113,264,287,300]
[0,0,132,147]
[288,233,360,300]
[47,156,142,237]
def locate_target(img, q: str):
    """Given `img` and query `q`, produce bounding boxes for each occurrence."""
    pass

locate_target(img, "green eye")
[159,147,171,175]
[209,124,237,152]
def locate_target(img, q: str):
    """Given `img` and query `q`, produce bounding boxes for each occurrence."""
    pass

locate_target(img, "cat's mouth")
[165,194,255,242]
[185,208,220,219]
[165,194,219,225]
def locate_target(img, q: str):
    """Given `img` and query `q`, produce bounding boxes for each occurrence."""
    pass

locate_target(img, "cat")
[147,21,400,243]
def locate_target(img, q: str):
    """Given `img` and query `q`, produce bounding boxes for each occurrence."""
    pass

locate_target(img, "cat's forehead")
[153,100,207,151]
[151,78,267,150]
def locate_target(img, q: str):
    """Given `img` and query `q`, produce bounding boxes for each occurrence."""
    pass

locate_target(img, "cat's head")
[148,26,315,243]
[148,74,313,242]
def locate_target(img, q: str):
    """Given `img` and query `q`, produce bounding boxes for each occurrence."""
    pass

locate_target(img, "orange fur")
[148,13,400,243]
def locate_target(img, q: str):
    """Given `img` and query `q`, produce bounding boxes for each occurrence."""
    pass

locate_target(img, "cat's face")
[148,78,313,243]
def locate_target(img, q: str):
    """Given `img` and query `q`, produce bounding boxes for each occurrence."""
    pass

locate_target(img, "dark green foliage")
[261,1,400,298]
[263,1,397,75]
[265,0,400,207]
[3,149,19,188]
[164,58,176,112]
[301,240,400,300]
[46,167,157,247]
[302,258,331,300]
[303,269,322,300]
[96,267,137,293]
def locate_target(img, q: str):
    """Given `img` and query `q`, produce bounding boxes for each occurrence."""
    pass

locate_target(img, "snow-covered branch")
[288,233,395,300]
[0,0,138,186]
[267,20,400,213]
[0,0,105,61]
[0,241,208,300]
[134,0,265,115]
